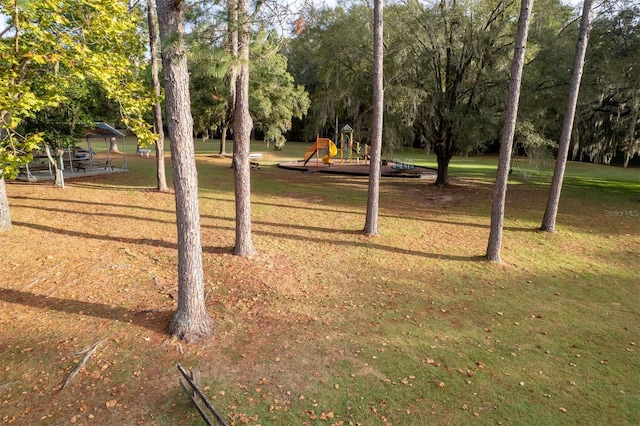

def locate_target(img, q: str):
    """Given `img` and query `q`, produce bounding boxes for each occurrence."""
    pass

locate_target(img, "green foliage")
[514,120,556,175]
[288,1,522,183]
[0,0,155,178]
[20,78,110,151]
[187,13,309,149]
[575,2,640,165]
[189,36,230,137]
[0,130,41,179]
[285,0,639,172]
[287,5,374,139]
[250,31,310,149]
[386,0,517,152]
[515,0,577,147]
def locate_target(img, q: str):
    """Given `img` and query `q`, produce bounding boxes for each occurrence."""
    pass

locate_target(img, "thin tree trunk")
[147,0,169,192]
[223,0,239,157]
[44,143,64,188]
[541,0,594,232]
[156,0,212,343]
[219,123,228,155]
[486,0,534,262]
[0,177,11,232]
[623,96,638,168]
[364,0,384,236]
[232,0,256,257]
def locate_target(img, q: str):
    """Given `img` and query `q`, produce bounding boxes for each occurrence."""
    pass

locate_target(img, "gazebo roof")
[85,122,125,138]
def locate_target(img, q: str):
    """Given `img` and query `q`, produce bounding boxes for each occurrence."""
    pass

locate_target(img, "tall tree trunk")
[219,123,228,155]
[222,0,239,157]
[0,177,11,232]
[147,0,169,192]
[541,0,594,232]
[156,0,212,343]
[486,0,534,262]
[364,0,384,236]
[232,0,256,257]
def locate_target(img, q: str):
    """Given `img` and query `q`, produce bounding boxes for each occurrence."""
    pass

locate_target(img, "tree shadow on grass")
[11,194,536,234]
[9,195,174,215]
[13,220,481,262]
[11,221,235,255]
[10,203,175,226]
[0,287,173,334]
[11,203,366,237]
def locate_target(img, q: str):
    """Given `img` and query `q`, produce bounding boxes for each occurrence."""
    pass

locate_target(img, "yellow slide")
[303,137,337,165]
[322,140,338,163]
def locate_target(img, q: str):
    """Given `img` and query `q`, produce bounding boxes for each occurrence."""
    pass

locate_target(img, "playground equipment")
[303,136,338,166]
[391,158,415,170]
[338,124,368,165]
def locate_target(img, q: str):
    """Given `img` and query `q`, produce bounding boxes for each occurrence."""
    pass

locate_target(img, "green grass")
[2,138,639,425]
[189,144,637,425]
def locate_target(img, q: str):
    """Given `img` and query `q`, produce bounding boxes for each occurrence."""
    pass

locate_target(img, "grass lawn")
[1,138,638,425]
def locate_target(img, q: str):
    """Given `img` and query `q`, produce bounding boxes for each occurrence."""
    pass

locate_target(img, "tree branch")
[59,338,108,391]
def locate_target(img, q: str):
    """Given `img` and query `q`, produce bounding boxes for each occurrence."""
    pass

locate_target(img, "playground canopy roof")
[82,122,128,171]
[85,122,126,139]
[341,124,354,132]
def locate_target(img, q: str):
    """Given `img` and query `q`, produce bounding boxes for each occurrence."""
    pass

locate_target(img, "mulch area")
[277,160,437,179]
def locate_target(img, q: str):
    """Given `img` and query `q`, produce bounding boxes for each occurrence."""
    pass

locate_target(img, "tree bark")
[44,143,64,188]
[364,0,384,236]
[433,124,453,186]
[221,0,239,157]
[541,0,594,232]
[147,0,169,192]
[156,0,212,342]
[0,177,11,232]
[109,137,120,153]
[434,145,453,187]
[486,0,534,262]
[219,123,228,155]
[232,0,256,257]
[624,95,638,168]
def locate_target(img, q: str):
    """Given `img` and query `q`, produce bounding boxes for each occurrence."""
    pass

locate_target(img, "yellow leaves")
[236,413,259,423]
[400,375,416,386]
[457,368,474,377]
[51,12,69,26]
[320,410,335,420]
[422,357,441,366]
